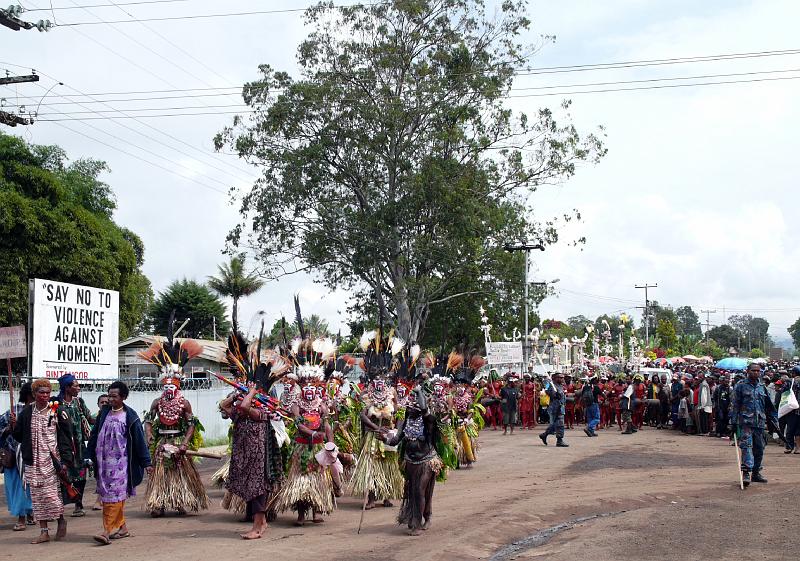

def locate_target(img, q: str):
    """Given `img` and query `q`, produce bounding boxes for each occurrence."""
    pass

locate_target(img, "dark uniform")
[539,380,568,446]
[729,377,777,484]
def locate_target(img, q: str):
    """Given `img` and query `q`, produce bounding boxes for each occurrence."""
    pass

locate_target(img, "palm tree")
[303,314,330,338]
[207,255,265,332]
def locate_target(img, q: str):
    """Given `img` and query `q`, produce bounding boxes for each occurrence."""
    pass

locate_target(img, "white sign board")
[29,279,119,380]
[486,341,523,365]
[0,325,27,359]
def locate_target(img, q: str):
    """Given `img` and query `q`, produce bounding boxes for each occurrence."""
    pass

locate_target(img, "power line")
[53,2,390,25]
[49,120,227,195]
[31,74,800,120]
[25,0,191,10]
[7,66,800,110]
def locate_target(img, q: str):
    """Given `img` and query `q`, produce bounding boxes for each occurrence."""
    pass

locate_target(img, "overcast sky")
[3,0,798,343]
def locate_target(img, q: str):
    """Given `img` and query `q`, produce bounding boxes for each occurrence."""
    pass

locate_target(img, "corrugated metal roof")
[119,335,227,364]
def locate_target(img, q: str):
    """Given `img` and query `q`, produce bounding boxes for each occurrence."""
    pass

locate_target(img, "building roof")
[119,335,228,364]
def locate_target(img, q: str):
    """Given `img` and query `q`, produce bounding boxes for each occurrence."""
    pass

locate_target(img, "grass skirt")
[398,455,442,530]
[145,442,209,512]
[434,420,458,482]
[270,443,335,515]
[456,425,476,466]
[211,460,246,513]
[349,431,404,501]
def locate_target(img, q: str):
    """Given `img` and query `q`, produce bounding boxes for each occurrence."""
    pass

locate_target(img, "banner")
[486,341,523,365]
[0,325,27,360]
[29,279,119,380]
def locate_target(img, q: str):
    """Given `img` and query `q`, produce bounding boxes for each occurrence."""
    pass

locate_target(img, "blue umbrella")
[715,357,748,370]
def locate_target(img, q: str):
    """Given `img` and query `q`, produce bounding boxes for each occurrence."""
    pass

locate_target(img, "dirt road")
[1,427,796,560]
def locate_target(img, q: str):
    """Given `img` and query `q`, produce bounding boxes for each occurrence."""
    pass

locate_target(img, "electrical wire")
[32,74,800,120]
[25,0,191,9]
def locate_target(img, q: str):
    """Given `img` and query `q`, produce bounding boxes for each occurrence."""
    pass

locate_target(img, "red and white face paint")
[434,383,445,397]
[302,385,316,401]
[374,379,385,392]
[396,385,408,398]
[162,382,178,400]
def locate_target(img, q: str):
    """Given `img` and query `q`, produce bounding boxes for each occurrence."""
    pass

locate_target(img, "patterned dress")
[96,411,130,503]
[25,407,64,522]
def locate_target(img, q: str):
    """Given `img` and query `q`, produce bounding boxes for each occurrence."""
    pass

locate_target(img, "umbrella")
[682,354,699,361]
[654,357,672,366]
[598,355,615,364]
[715,357,748,370]
[670,357,686,364]
[699,356,713,363]
[751,357,767,364]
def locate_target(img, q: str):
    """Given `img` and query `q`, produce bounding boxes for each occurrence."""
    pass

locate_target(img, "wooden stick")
[6,358,14,427]
[357,453,373,534]
[733,431,744,490]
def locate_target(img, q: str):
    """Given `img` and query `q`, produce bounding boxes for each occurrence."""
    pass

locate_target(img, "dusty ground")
[1,425,796,560]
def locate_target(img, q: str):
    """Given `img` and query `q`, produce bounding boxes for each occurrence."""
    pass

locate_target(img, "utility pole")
[0,73,39,86]
[700,309,717,342]
[0,5,53,32]
[635,283,657,348]
[504,242,545,370]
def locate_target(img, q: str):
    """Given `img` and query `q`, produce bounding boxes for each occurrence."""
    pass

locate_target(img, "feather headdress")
[137,309,203,380]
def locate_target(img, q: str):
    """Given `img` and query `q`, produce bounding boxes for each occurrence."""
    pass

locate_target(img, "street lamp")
[503,242,545,368]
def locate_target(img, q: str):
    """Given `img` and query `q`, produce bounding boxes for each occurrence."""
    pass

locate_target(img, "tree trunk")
[232,297,239,334]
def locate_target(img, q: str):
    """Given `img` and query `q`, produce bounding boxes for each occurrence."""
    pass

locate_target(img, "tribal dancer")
[428,360,457,479]
[140,317,209,517]
[270,324,337,526]
[520,374,537,429]
[450,350,485,467]
[381,385,442,536]
[219,330,288,539]
[351,330,405,510]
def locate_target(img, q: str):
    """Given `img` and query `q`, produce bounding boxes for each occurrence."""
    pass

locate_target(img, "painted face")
[302,385,316,401]
[315,385,324,399]
[162,382,178,400]
[396,385,408,398]
[434,383,445,397]
[374,379,385,392]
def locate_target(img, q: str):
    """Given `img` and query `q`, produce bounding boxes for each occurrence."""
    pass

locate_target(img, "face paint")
[396,385,408,398]
[163,383,178,400]
[302,385,316,401]
[374,380,385,392]
[434,383,445,397]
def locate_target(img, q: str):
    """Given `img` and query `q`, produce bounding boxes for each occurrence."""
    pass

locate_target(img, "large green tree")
[0,133,153,339]
[215,0,604,341]
[207,255,265,332]
[148,279,230,340]
[789,318,800,350]
[675,305,702,337]
[707,324,739,351]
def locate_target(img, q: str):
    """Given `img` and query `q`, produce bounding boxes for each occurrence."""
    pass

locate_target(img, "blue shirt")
[729,379,777,429]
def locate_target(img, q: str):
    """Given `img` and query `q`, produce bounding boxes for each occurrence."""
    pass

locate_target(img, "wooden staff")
[733,431,744,490]
[6,358,14,426]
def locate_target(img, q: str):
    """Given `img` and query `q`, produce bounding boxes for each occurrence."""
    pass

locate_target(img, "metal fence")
[0,375,225,393]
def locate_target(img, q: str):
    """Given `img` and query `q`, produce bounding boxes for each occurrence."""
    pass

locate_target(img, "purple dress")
[96,411,131,503]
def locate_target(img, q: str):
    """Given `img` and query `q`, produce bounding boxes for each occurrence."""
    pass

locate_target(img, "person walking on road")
[87,381,153,545]
[539,373,569,447]
[729,363,778,487]
[582,376,601,437]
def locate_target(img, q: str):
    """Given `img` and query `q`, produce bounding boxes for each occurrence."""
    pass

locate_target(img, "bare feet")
[55,518,67,540]
[422,517,432,530]
[364,502,376,510]
[240,527,264,539]
[150,509,165,518]
[382,499,393,507]
[407,528,422,536]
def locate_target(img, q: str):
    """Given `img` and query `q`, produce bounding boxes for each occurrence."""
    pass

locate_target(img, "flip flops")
[93,534,111,545]
[110,531,131,539]
[13,523,26,531]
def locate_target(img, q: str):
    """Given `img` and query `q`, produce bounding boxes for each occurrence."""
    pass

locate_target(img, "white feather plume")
[410,344,421,363]
[313,337,337,361]
[359,330,376,352]
[290,337,302,356]
[390,336,405,357]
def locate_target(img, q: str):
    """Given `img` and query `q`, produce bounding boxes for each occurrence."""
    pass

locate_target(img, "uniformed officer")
[539,372,568,447]
[729,363,778,486]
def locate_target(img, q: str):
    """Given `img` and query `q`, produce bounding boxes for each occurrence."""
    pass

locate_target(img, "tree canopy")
[148,279,230,340]
[0,133,153,339]
[207,255,265,332]
[216,0,605,342]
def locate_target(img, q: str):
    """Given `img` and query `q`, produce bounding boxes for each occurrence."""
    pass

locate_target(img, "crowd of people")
[2,319,799,544]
